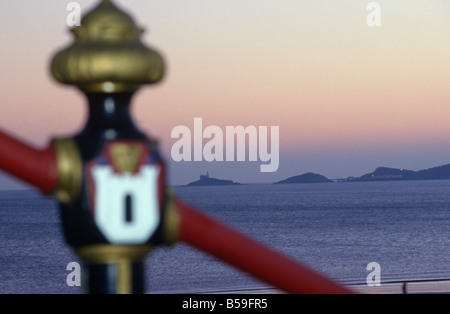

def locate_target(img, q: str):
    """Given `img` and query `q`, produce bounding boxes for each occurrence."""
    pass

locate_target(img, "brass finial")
[51,0,165,93]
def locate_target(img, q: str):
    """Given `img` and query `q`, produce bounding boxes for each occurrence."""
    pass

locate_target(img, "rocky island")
[275,172,333,184]
[186,172,241,186]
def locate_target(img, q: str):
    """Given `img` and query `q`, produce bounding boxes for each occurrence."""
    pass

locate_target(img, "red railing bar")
[0,129,57,194]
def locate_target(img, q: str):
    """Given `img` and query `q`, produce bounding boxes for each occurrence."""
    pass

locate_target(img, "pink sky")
[2,1,450,187]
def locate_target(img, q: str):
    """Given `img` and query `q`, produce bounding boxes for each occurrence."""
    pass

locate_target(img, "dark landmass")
[270,163,450,185]
[351,164,450,182]
[185,163,450,187]
[275,172,333,184]
[186,172,241,186]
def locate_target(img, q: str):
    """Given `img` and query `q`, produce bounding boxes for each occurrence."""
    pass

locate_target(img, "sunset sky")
[1,0,450,188]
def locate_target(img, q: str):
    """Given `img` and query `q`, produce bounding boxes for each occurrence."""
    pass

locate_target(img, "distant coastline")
[3,164,450,190]
[347,164,450,182]
[184,163,450,186]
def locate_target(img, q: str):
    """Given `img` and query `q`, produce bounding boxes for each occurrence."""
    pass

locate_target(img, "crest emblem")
[86,141,163,244]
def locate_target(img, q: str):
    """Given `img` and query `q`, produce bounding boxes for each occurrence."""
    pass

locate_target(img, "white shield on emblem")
[92,164,160,244]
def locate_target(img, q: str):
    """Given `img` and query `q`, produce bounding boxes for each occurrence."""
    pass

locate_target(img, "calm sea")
[1,180,450,294]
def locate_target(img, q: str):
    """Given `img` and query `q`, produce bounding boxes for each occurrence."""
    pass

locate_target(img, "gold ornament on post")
[51,0,165,93]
